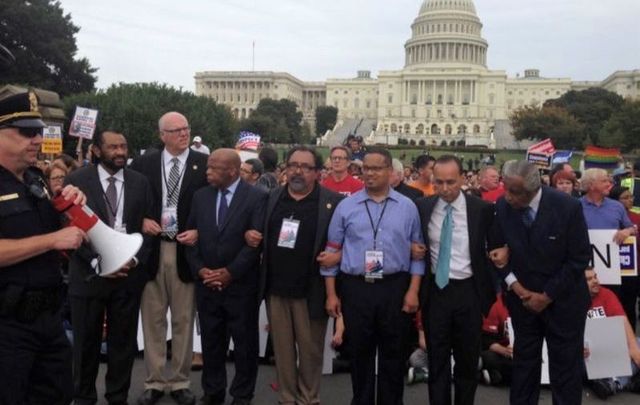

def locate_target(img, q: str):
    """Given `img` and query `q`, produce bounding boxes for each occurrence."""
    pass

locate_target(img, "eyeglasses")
[362,165,389,173]
[0,126,43,138]
[49,175,65,182]
[286,163,316,173]
[162,126,190,135]
[330,156,348,161]
[240,168,253,175]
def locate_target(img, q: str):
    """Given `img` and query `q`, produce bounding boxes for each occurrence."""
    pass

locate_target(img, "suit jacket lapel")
[314,186,333,257]
[218,180,247,232]
[150,151,163,206]
[529,188,554,248]
[87,166,110,223]
[465,194,480,260]
[178,150,198,202]
[422,196,438,241]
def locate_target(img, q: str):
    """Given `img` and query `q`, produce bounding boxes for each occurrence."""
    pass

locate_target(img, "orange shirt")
[409,181,435,196]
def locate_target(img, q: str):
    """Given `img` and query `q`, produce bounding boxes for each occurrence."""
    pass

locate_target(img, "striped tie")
[165,158,180,238]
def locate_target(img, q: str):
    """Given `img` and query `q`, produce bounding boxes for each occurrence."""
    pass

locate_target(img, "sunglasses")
[0,126,43,138]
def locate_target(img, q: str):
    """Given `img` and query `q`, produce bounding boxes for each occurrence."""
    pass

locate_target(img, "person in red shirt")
[585,268,640,398]
[478,166,504,203]
[480,293,512,385]
[321,146,363,196]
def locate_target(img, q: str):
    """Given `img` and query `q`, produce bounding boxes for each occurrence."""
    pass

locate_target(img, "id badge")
[161,207,178,234]
[277,218,300,249]
[365,250,384,280]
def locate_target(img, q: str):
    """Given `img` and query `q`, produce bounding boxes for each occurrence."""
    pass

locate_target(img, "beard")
[101,155,126,173]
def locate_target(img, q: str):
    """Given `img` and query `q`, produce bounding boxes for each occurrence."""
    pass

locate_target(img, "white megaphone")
[53,194,143,277]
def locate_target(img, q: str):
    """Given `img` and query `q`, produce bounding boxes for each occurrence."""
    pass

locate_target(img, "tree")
[62,83,236,155]
[315,106,338,136]
[544,88,624,145]
[0,0,97,96]
[239,98,304,144]
[510,106,585,149]
[599,100,640,152]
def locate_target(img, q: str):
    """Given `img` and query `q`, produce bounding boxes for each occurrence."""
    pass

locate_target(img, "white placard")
[322,318,336,375]
[585,316,632,380]
[588,230,622,285]
[258,300,269,357]
[68,106,99,139]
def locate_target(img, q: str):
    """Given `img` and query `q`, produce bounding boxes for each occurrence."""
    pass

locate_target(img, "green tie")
[435,204,453,289]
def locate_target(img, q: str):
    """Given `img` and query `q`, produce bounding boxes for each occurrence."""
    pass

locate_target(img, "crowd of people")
[1,91,640,405]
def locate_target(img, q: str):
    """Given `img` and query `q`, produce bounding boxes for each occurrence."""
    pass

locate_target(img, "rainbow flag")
[584,146,620,170]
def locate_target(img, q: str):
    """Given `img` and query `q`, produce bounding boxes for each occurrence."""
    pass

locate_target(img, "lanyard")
[364,198,389,250]
[161,156,187,203]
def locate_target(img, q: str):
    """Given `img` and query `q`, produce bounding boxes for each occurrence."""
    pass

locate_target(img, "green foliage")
[239,98,304,144]
[0,0,97,96]
[600,100,640,152]
[62,83,236,155]
[544,87,624,145]
[315,106,338,136]
[510,105,585,149]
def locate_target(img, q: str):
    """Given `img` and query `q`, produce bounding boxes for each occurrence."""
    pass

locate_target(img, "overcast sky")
[59,0,640,92]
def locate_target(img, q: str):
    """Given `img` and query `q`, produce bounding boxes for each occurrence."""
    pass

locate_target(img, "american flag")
[236,131,261,151]
[527,138,556,155]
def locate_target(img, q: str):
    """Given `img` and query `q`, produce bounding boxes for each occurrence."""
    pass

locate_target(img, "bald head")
[207,148,241,188]
[158,112,188,131]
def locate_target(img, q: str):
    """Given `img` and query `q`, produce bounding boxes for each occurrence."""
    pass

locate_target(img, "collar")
[97,164,124,183]
[223,177,241,195]
[354,187,400,204]
[162,148,190,166]
[528,188,543,213]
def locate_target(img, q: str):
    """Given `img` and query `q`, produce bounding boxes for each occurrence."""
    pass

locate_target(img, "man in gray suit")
[65,130,153,405]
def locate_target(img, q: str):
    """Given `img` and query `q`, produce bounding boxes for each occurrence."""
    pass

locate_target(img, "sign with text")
[41,125,62,154]
[585,316,632,379]
[619,236,638,277]
[588,230,621,285]
[68,106,98,139]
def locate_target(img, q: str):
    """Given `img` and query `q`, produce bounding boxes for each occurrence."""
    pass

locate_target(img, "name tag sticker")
[277,218,300,249]
[365,250,384,280]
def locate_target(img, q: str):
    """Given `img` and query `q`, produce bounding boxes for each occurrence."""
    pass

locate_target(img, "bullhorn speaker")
[52,194,143,277]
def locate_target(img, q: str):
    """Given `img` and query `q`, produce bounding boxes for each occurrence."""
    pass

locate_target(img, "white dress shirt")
[428,192,473,280]
[97,164,125,229]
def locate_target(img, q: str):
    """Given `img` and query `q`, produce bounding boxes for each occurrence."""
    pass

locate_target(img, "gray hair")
[502,160,541,192]
[581,168,608,192]
[391,158,404,174]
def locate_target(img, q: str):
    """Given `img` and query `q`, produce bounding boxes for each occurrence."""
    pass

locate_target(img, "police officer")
[0,91,87,405]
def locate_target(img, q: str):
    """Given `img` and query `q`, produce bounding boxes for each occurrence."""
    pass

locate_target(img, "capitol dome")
[405,0,488,69]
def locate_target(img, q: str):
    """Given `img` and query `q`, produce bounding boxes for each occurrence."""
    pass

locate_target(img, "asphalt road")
[92,358,636,404]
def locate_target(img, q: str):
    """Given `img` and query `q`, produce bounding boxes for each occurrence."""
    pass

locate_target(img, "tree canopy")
[510,105,586,149]
[239,98,311,144]
[315,106,338,136]
[599,100,640,152]
[0,0,97,96]
[62,83,236,155]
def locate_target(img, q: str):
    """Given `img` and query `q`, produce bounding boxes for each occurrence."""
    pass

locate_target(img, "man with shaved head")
[130,112,208,405]
[186,148,267,405]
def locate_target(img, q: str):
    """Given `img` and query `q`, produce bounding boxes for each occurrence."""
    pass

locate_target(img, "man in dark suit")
[129,112,208,405]
[493,160,591,405]
[65,130,153,405]
[415,155,498,405]
[186,148,267,405]
[245,145,343,404]
[391,158,423,202]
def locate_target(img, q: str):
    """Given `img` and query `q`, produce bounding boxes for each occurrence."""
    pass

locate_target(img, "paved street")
[93,357,635,404]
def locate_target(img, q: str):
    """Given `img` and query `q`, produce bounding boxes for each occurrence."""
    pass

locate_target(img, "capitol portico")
[195,0,640,148]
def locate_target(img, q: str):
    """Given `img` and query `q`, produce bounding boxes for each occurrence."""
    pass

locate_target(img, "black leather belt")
[160,236,176,242]
[340,271,407,284]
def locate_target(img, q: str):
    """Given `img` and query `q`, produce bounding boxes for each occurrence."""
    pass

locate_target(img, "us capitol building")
[195,0,639,148]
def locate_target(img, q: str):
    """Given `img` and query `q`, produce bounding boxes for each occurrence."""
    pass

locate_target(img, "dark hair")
[285,145,323,170]
[434,154,463,175]
[414,154,436,170]
[609,185,630,202]
[258,147,278,172]
[93,129,125,148]
[245,158,264,176]
[364,146,392,167]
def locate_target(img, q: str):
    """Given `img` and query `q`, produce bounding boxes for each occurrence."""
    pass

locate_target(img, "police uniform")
[0,92,73,405]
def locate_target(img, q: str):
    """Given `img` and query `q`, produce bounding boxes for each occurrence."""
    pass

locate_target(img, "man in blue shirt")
[323,147,425,405]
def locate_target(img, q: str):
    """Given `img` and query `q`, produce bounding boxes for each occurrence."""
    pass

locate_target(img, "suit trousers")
[426,278,482,405]
[340,272,412,405]
[141,241,195,391]
[505,281,589,405]
[267,294,327,405]
[71,287,141,404]
[196,283,259,402]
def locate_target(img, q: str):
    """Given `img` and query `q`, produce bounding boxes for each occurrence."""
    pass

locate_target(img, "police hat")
[0,91,46,129]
